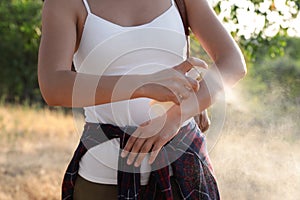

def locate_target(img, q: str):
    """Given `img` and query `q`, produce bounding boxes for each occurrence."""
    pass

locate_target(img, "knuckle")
[127,138,135,144]
[124,143,133,150]
[141,143,152,153]
[123,146,130,151]
[134,140,143,148]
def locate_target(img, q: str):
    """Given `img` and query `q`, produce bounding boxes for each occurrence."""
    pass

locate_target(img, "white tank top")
[75,0,191,185]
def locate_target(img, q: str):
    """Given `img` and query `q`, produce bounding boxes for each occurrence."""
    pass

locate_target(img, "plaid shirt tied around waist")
[62,120,220,200]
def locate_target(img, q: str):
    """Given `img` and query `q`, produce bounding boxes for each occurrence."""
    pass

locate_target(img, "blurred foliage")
[243,37,300,103]
[0,0,42,103]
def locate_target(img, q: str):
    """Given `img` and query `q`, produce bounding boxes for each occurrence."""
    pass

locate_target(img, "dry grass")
[0,105,79,200]
[0,100,299,199]
[210,108,300,200]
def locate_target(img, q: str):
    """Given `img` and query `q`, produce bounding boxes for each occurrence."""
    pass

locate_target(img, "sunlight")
[224,86,237,105]
[223,85,248,112]
[209,0,300,38]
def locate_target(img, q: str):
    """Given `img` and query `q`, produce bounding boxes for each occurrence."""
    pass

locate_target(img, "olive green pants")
[74,175,182,200]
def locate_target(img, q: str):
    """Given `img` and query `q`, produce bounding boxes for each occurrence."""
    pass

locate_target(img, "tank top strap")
[82,0,91,14]
[82,0,174,15]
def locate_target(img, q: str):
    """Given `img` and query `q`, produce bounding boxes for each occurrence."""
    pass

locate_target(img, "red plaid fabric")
[61,121,220,200]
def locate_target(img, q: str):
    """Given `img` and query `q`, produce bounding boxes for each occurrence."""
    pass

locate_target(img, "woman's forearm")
[38,59,202,108]
[39,70,145,107]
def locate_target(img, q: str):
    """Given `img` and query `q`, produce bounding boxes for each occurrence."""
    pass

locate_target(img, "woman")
[38,0,246,199]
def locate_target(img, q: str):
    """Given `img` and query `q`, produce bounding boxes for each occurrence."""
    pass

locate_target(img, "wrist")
[166,104,189,127]
[167,94,201,124]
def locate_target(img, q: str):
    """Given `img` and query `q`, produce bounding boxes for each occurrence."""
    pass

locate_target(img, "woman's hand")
[135,57,207,105]
[120,58,208,166]
[121,105,184,167]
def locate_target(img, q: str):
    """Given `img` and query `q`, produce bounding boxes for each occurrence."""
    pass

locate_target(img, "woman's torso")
[73,0,190,185]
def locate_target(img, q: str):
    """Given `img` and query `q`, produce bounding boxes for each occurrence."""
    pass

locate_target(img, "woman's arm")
[187,0,247,86]
[122,0,247,166]
[177,0,248,118]
[38,0,200,107]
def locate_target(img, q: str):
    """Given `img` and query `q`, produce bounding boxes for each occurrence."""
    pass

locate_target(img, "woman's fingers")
[171,75,198,102]
[173,57,208,73]
[148,145,162,165]
[186,57,208,69]
[171,83,191,104]
[121,129,141,158]
[158,84,190,105]
[173,59,194,73]
[133,140,154,167]
[186,76,200,91]
[184,77,199,93]
[139,57,206,105]
[141,57,206,104]
[122,113,180,166]
[127,138,164,166]
[126,138,146,165]
[172,57,207,94]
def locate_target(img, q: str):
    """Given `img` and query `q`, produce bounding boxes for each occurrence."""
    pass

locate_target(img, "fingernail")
[134,162,139,167]
[127,159,132,165]
[121,151,126,158]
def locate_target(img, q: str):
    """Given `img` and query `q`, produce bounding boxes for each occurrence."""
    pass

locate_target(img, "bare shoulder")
[39,0,87,73]
[42,0,84,21]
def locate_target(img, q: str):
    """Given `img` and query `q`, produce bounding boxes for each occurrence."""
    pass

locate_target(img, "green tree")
[0,0,42,103]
